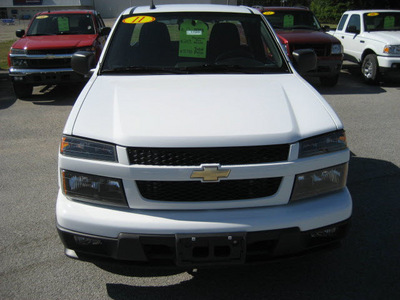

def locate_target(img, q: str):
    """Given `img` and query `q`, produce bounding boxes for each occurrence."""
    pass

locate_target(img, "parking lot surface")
[0,65,399,299]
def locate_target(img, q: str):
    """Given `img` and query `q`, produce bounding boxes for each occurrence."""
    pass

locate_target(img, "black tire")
[320,74,339,87]
[361,54,380,85]
[13,82,33,99]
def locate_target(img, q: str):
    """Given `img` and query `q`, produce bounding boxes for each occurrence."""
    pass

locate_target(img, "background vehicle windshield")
[102,12,288,74]
[263,10,321,30]
[363,12,400,31]
[27,14,95,35]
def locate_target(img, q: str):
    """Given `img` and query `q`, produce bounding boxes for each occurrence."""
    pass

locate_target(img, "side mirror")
[292,49,317,73]
[16,29,25,38]
[346,26,360,34]
[100,27,111,36]
[71,51,95,75]
[322,25,331,32]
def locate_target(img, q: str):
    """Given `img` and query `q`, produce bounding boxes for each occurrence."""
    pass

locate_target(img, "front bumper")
[303,56,343,78]
[58,220,350,266]
[9,67,86,85]
[377,55,400,75]
[56,188,352,265]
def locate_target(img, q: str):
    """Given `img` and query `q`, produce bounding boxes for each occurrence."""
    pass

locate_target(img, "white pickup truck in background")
[331,9,400,84]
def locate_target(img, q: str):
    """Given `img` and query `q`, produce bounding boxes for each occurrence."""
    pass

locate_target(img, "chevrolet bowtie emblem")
[190,165,231,182]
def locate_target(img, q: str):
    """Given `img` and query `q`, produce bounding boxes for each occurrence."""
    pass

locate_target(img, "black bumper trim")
[57,219,350,266]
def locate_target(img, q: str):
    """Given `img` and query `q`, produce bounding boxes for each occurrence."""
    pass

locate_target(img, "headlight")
[331,43,342,55]
[60,136,117,162]
[383,45,400,55]
[61,170,127,207]
[299,130,347,158]
[10,48,26,55]
[290,163,348,201]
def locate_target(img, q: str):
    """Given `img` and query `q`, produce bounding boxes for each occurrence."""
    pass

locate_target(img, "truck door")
[339,14,364,63]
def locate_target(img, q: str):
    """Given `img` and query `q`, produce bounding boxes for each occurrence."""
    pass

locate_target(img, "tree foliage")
[310,0,352,23]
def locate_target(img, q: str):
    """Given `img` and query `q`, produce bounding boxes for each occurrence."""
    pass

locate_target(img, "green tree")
[311,0,352,24]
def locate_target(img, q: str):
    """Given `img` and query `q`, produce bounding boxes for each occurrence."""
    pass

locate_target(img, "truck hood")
[276,29,340,44]
[12,34,97,50]
[71,74,341,147]
[364,31,400,44]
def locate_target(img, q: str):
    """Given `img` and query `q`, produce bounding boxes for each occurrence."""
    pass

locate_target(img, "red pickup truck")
[8,10,110,98]
[258,7,343,86]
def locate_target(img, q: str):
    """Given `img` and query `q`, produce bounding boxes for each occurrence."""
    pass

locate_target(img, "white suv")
[57,4,352,266]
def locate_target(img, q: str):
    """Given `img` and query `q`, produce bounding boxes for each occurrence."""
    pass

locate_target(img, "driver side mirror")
[322,25,331,32]
[292,49,317,73]
[346,25,360,34]
[71,51,95,76]
[16,29,25,38]
[100,27,111,36]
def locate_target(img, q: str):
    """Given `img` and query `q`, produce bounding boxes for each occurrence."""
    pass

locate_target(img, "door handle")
[360,40,365,43]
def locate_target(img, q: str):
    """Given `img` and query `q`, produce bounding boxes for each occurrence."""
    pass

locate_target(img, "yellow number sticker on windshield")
[263,11,275,15]
[122,16,155,24]
[367,12,379,17]
[36,15,49,19]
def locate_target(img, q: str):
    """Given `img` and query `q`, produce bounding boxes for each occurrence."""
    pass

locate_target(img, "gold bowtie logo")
[190,165,231,182]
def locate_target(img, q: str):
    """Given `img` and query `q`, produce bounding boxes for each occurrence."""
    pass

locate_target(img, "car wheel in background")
[320,74,339,87]
[13,83,33,99]
[361,54,380,85]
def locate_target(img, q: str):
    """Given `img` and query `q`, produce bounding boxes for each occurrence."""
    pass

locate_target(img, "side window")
[97,14,105,28]
[346,15,360,32]
[337,14,348,31]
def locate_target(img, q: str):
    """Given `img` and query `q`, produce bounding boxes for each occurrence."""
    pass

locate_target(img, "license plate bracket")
[176,232,246,266]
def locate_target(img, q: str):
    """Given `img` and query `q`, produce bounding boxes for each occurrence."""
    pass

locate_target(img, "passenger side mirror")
[292,49,317,73]
[71,51,95,76]
[100,27,111,36]
[322,25,331,32]
[16,29,25,38]
[346,26,360,34]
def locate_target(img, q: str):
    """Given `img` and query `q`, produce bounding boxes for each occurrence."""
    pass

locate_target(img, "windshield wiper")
[101,66,185,74]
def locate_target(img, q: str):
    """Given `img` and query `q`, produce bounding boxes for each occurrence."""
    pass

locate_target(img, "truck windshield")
[363,12,400,31]
[101,12,289,74]
[263,10,321,31]
[27,13,95,36]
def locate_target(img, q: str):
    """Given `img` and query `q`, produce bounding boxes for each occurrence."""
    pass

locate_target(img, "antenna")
[150,0,156,9]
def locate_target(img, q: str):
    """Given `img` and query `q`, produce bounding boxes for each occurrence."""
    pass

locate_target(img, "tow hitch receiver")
[176,233,246,266]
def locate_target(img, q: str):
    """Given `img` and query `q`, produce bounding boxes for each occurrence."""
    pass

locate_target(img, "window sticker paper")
[58,17,69,32]
[283,14,294,28]
[384,16,395,28]
[179,20,208,58]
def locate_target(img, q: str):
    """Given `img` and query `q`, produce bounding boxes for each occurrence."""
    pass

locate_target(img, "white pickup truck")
[331,9,400,84]
[57,4,352,266]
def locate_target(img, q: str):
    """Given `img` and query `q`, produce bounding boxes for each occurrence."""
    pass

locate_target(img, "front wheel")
[320,74,339,87]
[361,54,380,85]
[13,82,33,99]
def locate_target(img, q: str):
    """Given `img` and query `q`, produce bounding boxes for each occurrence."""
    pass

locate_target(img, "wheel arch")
[361,49,376,62]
